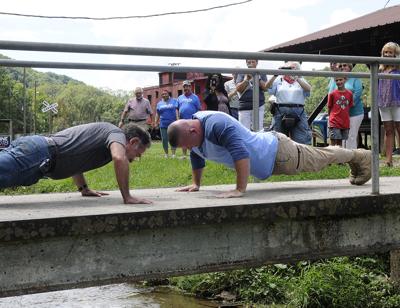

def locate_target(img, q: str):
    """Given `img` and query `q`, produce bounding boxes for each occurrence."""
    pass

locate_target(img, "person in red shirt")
[328,77,353,146]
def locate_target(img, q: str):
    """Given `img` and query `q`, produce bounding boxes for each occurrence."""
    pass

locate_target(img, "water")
[0,284,219,308]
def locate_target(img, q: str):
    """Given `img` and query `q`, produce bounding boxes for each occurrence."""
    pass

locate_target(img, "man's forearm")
[72,174,89,193]
[234,159,250,192]
[118,112,127,128]
[113,158,131,201]
[192,168,203,187]
[236,80,249,93]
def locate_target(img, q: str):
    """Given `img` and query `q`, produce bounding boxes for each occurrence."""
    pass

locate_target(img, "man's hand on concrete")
[124,195,153,204]
[81,189,109,197]
[176,184,200,192]
[215,189,244,198]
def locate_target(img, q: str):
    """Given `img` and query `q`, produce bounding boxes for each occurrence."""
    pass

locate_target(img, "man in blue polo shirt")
[167,111,371,198]
[177,80,201,158]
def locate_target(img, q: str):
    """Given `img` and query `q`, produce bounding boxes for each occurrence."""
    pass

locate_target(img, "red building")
[143,72,231,111]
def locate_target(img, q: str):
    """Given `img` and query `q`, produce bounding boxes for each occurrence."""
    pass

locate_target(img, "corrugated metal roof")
[263,5,400,52]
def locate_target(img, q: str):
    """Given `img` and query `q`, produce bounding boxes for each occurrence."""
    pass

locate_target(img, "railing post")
[370,63,379,195]
[252,73,260,131]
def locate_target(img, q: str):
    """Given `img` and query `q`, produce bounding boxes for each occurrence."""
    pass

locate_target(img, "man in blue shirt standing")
[168,111,371,198]
[177,80,201,158]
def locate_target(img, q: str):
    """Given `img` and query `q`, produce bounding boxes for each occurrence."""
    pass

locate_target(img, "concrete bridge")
[1,177,400,297]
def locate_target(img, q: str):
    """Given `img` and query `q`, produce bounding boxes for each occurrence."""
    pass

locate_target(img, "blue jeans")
[272,106,312,145]
[0,136,51,188]
[160,127,176,154]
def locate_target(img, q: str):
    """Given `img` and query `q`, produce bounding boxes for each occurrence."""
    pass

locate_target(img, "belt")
[43,137,58,174]
[277,104,304,108]
[128,119,147,122]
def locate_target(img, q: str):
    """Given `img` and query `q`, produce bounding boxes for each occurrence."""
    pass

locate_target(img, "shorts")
[379,106,400,122]
[329,127,349,140]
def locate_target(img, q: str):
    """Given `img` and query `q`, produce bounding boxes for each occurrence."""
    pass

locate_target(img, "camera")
[280,66,292,70]
[210,77,218,87]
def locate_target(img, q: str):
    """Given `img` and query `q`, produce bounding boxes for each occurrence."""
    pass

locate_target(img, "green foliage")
[0,53,126,135]
[170,266,290,305]
[289,258,373,307]
[170,256,400,308]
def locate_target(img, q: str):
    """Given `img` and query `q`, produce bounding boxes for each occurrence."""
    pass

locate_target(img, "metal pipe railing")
[1,40,400,65]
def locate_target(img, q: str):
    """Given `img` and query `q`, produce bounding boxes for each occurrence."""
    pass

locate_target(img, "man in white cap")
[119,87,154,131]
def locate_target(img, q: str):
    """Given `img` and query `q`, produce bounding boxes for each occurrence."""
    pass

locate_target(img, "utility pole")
[23,68,26,135]
[33,81,37,134]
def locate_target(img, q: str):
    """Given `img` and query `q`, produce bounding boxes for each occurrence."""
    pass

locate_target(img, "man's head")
[284,61,300,70]
[122,123,151,162]
[134,87,144,99]
[167,119,203,151]
[246,59,258,68]
[182,80,192,96]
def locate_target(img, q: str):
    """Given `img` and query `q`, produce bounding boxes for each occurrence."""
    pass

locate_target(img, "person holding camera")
[266,61,312,145]
[235,59,268,131]
[204,74,230,114]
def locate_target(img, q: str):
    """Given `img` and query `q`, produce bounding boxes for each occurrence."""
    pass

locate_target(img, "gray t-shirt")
[48,122,126,179]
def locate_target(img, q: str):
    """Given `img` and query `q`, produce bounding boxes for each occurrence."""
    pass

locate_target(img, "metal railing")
[1,40,400,194]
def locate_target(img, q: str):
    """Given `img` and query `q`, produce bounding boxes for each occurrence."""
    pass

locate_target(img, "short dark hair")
[167,124,179,148]
[123,123,151,146]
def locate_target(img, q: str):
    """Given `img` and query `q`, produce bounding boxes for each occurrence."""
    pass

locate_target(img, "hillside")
[0,54,129,135]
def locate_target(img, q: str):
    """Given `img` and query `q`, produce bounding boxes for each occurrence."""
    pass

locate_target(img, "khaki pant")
[272,132,354,175]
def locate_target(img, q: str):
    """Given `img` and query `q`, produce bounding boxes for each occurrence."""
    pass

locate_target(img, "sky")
[0,0,398,91]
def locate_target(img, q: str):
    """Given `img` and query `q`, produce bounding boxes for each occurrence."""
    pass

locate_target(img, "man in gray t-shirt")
[0,122,152,204]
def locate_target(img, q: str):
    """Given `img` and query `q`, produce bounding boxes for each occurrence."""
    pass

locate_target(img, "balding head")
[168,119,203,149]
[167,120,185,148]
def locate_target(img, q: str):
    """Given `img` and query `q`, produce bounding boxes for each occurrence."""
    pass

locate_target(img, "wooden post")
[391,249,400,283]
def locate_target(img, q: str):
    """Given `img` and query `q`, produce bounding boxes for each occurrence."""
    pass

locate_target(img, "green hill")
[0,54,129,135]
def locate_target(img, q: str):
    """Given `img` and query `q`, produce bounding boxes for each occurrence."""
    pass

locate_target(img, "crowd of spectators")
[119,41,400,162]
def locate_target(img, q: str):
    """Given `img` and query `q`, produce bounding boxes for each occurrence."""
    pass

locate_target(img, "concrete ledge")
[1,177,400,297]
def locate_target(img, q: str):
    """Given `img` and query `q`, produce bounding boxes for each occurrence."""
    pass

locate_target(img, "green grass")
[2,141,400,195]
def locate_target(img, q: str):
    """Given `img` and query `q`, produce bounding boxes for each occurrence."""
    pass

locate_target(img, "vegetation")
[170,255,400,307]
[0,60,129,135]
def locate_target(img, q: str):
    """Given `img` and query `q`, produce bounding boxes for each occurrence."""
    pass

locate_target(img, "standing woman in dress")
[378,42,400,167]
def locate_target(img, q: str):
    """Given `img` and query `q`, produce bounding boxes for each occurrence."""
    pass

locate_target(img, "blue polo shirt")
[177,93,201,119]
[156,98,178,128]
[190,111,278,180]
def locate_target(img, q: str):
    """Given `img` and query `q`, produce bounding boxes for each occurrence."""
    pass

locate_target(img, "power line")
[384,0,391,8]
[0,0,252,20]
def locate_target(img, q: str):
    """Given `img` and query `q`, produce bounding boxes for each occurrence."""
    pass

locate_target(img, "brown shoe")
[348,149,372,185]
